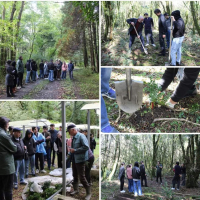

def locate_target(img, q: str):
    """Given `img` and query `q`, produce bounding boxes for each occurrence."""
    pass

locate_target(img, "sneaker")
[145,43,149,46]
[165,99,176,109]
[152,44,156,47]
[134,194,138,197]
[21,86,25,88]
[176,188,179,191]
[40,170,46,173]
[52,164,56,167]
[17,86,21,89]
[101,125,119,133]
[36,169,39,174]
[102,88,116,100]
[171,188,175,190]
[14,184,18,190]
[20,182,27,185]
[176,61,180,66]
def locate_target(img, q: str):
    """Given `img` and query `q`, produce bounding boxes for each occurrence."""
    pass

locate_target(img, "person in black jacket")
[140,161,148,187]
[11,128,27,189]
[118,162,125,193]
[170,10,185,66]
[25,60,31,84]
[39,60,44,79]
[181,163,186,186]
[90,133,96,153]
[154,9,167,56]
[171,162,181,190]
[23,129,36,178]
[54,132,63,168]
[31,60,37,81]
[126,16,145,54]
[11,61,18,94]
[48,60,55,82]
[57,60,62,80]
[132,162,142,196]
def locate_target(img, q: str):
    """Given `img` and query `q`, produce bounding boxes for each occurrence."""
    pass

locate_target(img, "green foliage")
[41,181,51,191]
[42,188,57,199]
[27,193,45,200]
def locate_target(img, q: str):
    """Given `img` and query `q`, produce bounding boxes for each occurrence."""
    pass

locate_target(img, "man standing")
[48,59,55,82]
[49,124,58,167]
[143,13,156,47]
[118,162,125,193]
[164,13,171,49]
[39,60,44,79]
[90,133,96,153]
[31,60,37,82]
[25,60,31,84]
[126,16,145,54]
[154,161,162,184]
[11,128,27,189]
[67,124,91,200]
[154,9,167,56]
[68,61,74,80]
[57,60,62,80]
[171,162,181,190]
[170,10,185,66]
[140,161,148,187]
[16,56,25,89]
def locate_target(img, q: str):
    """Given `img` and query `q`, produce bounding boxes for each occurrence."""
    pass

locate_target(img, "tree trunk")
[89,22,95,70]
[82,24,88,68]
[92,21,99,72]
[190,1,200,36]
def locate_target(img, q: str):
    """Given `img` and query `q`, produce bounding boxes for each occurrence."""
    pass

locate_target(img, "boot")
[7,93,12,97]
[70,183,79,195]
[11,93,17,97]
[85,186,92,200]
[176,61,180,66]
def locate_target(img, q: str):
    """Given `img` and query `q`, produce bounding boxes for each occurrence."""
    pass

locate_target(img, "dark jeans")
[159,68,200,102]
[120,175,125,191]
[40,69,44,78]
[181,173,186,186]
[166,29,171,48]
[69,70,73,80]
[85,157,94,184]
[172,175,180,189]
[0,174,13,200]
[32,70,36,81]
[145,29,154,44]
[141,175,147,186]
[17,72,23,87]
[51,145,56,165]
[159,32,165,51]
[72,161,90,188]
[6,86,12,95]
[57,70,61,79]
[54,70,57,79]
[156,172,162,183]
[129,33,145,50]
[35,153,44,170]
[45,147,51,169]
[57,152,62,168]
[61,71,67,79]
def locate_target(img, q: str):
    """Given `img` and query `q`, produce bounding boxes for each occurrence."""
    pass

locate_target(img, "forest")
[101,1,200,66]
[101,134,200,200]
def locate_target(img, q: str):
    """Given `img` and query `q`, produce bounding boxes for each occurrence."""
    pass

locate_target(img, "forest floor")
[101,177,200,200]
[101,28,200,66]
[0,68,99,99]
[104,67,200,133]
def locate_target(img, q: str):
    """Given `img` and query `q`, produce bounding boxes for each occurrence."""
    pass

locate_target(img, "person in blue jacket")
[67,123,91,200]
[32,127,46,174]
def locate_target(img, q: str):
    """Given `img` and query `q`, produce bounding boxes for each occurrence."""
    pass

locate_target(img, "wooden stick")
[153,118,200,127]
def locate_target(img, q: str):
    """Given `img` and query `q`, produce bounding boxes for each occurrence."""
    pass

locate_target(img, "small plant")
[42,181,51,191]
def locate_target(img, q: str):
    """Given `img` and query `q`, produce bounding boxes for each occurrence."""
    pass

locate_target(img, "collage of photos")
[0,0,200,200]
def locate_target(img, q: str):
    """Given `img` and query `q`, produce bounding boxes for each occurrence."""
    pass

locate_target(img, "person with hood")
[39,60,44,79]
[68,61,74,80]
[25,60,31,84]
[16,56,25,89]
[170,10,185,66]
[48,59,55,82]
[126,16,145,54]
[118,162,125,193]
[11,61,18,94]
[127,164,133,193]
[132,162,142,196]
[11,128,27,189]
[154,9,167,56]
[61,62,68,80]
[0,117,17,200]
[171,162,181,190]
[5,60,16,97]
[140,161,148,187]
[164,13,171,49]
[32,127,46,174]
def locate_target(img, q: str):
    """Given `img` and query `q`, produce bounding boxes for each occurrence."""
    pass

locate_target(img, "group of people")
[127,9,185,65]
[5,56,75,97]
[0,117,96,200]
[118,161,186,196]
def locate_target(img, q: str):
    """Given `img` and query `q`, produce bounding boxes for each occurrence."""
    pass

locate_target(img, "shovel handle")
[126,68,131,101]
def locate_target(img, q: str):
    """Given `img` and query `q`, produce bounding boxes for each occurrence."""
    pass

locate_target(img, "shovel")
[115,68,143,113]
[133,25,148,55]
[165,16,173,66]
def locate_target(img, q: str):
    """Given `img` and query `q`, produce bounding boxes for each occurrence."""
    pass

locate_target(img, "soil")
[102,177,200,200]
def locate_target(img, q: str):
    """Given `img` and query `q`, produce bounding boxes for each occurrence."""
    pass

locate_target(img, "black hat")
[13,127,22,132]
[67,123,76,131]
[50,124,55,126]
[144,13,148,16]
[171,10,181,20]
[43,125,48,129]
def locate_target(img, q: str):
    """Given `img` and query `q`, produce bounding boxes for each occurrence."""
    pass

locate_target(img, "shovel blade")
[115,80,143,113]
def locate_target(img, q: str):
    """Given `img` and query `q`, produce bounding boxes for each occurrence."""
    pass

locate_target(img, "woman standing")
[127,164,133,193]
[0,117,17,200]
[132,162,142,197]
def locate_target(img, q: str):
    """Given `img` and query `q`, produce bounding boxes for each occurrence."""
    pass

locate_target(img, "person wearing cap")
[67,124,91,200]
[49,124,58,167]
[48,59,55,82]
[126,16,146,54]
[16,56,25,89]
[32,127,46,174]
[42,126,51,170]
[164,13,171,49]
[154,9,167,56]
[143,13,156,47]
[118,162,125,193]
[11,127,27,189]
[170,10,185,66]
[0,117,17,200]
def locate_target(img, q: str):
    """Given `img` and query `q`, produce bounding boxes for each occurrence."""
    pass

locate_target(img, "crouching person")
[67,123,91,200]
[11,127,27,189]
